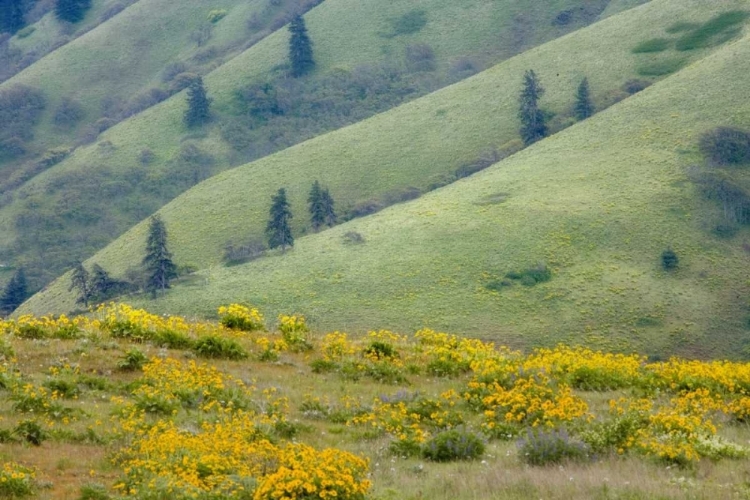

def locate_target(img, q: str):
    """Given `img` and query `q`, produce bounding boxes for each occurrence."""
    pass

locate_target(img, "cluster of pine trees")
[184,14,315,128]
[518,70,594,146]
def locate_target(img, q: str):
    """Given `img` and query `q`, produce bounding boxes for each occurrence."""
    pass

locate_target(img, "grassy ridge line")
[19,0,736,265]
[0,0,625,248]
[21,0,750,355]
[127,29,750,358]
[1,0,270,147]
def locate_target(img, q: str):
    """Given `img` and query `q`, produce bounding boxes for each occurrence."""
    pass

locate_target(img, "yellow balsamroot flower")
[218,304,265,332]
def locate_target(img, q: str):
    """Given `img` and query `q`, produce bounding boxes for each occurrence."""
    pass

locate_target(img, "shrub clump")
[422,428,485,462]
[661,248,679,270]
[193,336,248,360]
[517,429,591,466]
[699,127,750,166]
[632,38,671,53]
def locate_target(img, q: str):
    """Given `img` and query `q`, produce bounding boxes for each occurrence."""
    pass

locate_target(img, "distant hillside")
[23,0,750,359]
[0,0,644,289]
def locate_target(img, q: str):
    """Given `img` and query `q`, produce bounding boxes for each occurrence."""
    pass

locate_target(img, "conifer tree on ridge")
[288,15,315,78]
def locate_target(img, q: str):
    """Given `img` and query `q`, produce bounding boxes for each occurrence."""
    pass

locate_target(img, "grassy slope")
[1,0,277,150]
[0,0,624,266]
[24,0,750,358]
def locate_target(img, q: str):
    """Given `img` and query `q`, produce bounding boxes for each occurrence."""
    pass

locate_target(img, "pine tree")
[288,15,315,78]
[518,70,548,146]
[266,188,294,252]
[68,262,92,307]
[0,0,25,35]
[308,181,326,232]
[184,76,211,128]
[574,77,595,121]
[142,215,177,297]
[0,267,27,315]
[55,0,92,23]
[321,188,337,228]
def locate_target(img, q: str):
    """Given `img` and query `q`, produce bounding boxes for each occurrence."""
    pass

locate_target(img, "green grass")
[0,0,631,288]
[636,56,687,76]
[22,0,750,358]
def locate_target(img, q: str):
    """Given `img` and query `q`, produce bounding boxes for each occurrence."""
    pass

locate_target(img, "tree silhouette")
[184,76,211,128]
[0,267,27,315]
[574,77,595,121]
[518,70,547,146]
[308,181,325,231]
[266,188,294,252]
[69,262,92,307]
[55,0,92,24]
[288,15,315,78]
[321,188,336,228]
[143,215,177,297]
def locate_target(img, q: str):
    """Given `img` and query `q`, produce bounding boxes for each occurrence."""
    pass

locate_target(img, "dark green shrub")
[387,9,427,37]
[422,429,485,462]
[503,263,552,287]
[389,438,422,457]
[310,359,337,373]
[517,429,590,466]
[364,341,397,360]
[78,483,112,500]
[661,249,679,270]
[43,378,80,398]
[632,38,671,53]
[622,79,651,95]
[117,349,148,372]
[193,336,248,360]
[713,223,739,239]
[14,419,47,446]
[152,329,195,350]
[675,11,750,51]
[699,127,750,166]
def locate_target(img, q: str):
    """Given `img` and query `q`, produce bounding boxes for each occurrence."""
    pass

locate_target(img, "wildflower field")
[3,305,750,498]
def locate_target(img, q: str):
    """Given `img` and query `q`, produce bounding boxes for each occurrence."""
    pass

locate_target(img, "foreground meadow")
[2,304,750,499]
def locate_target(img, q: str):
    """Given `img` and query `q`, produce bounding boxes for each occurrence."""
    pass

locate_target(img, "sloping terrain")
[23,0,750,358]
[0,0,641,287]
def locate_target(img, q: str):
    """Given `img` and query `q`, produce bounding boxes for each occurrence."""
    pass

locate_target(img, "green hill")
[0,0,644,287]
[23,0,750,358]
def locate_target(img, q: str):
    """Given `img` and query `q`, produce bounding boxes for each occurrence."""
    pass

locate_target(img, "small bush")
[632,38,671,53]
[517,429,590,466]
[622,79,651,95]
[699,127,750,166]
[207,9,228,23]
[43,378,80,398]
[387,10,427,37]
[422,429,485,462]
[16,26,35,38]
[223,239,267,265]
[14,419,47,446]
[79,482,112,500]
[364,341,397,360]
[501,263,552,288]
[661,248,679,270]
[405,43,436,72]
[193,336,248,360]
[342,231,365,245]
[118,349,147,371]
[552,10,574,26]
[152,329,194,350]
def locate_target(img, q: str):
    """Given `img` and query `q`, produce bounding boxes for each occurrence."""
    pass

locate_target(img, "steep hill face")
[0,0,643,289]
[22,0,750,358]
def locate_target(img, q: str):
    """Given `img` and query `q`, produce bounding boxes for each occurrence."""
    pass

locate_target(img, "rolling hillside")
[0,0,644,287]
[22,0,750,358]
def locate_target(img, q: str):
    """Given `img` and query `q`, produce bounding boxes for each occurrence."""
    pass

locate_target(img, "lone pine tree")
[289,15,315,78]
[69,262,92,307]
[266,188,294,252]
[321,187,336,228]
[518,70,548,146]
[143,215,177,297]
[308,181,325,231]
[575,77,595,120]
[184,76,211,128]
[55,0,92,23]
[0,267,27,315]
